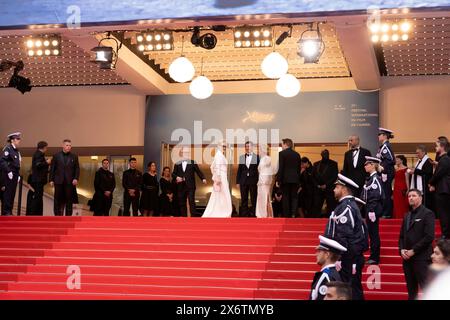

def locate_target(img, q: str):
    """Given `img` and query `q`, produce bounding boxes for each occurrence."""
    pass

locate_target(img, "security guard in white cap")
[310,235,347,300]
[377,128,395,218]
[324,173,368,300]
[0,132,22,215]
[362,156,385,265]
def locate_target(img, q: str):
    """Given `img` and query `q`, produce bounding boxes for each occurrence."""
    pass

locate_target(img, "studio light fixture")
[191,27,217,50]
[369,20,412,43]
[297,23,325,64]
[91,33,121,69]
[0,60,32,94]
[190,57,214,99]
[233,26,272,48]
[168,36,195,83]
[136,30,173,52]
[25,34,61,57]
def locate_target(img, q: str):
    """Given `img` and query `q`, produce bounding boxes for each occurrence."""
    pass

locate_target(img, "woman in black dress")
[159,166,178,216]
[140,161,159,217]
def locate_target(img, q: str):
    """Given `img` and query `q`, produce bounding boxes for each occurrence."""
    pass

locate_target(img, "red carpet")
[0,216,440,300]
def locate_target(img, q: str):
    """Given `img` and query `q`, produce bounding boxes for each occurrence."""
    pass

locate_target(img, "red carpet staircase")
[0,216,436,300]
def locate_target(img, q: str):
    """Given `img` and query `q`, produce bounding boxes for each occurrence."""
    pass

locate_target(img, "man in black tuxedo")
[27,141,50,215]
[429,137,450,239]
[312,150,339,217]
[399,189,435,300]
[49,139,80,216]
[342,135,371,196]
[276,138,301,218]
[172,147,206,217]
[236,141,259,217]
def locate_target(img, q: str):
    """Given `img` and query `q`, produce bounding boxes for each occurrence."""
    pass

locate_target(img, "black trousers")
[435,193,450,238]
[123,192,140,216]
[340,252,365,300]
[402,259,430,300]
[281,183,299,218]
[54,184,74,216]
[177,185,197,217]
[367,217,381,262]
[26,182,44,216]
[312,189,337,217]
[1,173,18,216]
[381,175,394,217]
[94,194,113,216]
[239,183,257,217]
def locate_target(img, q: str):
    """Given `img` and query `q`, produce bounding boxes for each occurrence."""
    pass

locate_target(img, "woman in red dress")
[393,155,410,219]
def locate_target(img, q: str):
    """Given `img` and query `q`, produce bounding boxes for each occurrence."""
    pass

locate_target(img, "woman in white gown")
[256,144,274,218]
[202,141,232,218]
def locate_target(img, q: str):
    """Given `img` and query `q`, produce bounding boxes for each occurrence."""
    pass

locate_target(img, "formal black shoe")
[366,259,379,265]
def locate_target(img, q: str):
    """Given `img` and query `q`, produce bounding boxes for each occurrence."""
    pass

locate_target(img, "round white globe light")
[190,76,214,100]
[168,56,195,83]
[261,52,288,79]
[276,74,301,98]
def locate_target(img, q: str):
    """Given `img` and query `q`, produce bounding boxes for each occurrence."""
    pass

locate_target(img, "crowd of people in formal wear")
[1,129,449,300]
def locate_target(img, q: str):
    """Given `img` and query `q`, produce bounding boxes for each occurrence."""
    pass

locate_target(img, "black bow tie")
[352,148,360,152]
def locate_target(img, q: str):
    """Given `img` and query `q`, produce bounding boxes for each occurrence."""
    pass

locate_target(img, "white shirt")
[352,147,360,168]
[245,152,253,168]
[182,160,188,172]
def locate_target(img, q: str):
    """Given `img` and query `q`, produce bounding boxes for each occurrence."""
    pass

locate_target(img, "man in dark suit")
[399,188,435,300]
[429,137,450,239]
[93,159,116,216]
[172,147,206,217]
[409,145,434,211]
[276,138,301,218]
[312,150,339,217]
[236,141,259,217]
[49,139,80,216]
[122,157,142,216]
[342,135,371,196]
[27,141,50,215]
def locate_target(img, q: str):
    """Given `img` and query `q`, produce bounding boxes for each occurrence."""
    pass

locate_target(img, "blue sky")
[0,0,448,27]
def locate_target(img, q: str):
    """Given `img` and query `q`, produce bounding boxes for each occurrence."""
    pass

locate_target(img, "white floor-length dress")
[255,155,274,218]
[202,149,232,218]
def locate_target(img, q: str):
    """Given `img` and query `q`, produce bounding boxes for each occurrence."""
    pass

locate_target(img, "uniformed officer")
[0,132,22,215]
[310,235,347,300]
[324,173,367,300]
[377,128,395,218]
[362,156,385,265]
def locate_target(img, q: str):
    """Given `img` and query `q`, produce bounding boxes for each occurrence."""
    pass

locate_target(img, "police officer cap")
[7,132,21,140]
[316,235,347,254]
[365,156,381,165]
[378,127,393,135]
[353,196,366,206]
[335,173,359,189]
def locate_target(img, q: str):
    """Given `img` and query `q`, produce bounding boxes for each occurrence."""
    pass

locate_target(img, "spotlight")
[91,46,114,69]
[24,34,62,57]
[297,24,325,64]
[191,27,217,50]
[135,30,173,52]
[0,60,32,94]
[233,26,272,48]
[91,33,121,70]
